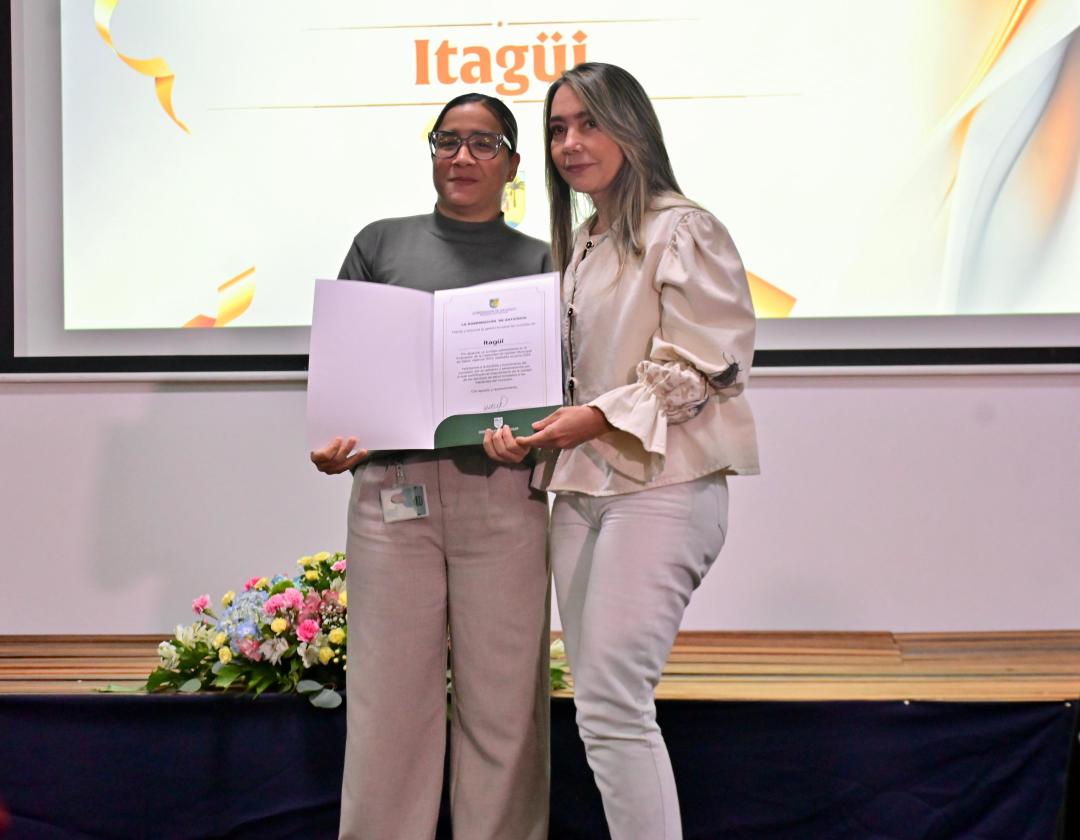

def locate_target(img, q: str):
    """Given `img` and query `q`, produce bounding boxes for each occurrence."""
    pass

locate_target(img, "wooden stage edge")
[2,631,1080,703]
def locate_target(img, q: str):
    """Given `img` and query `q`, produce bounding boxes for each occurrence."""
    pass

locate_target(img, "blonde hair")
[544,63,683,274]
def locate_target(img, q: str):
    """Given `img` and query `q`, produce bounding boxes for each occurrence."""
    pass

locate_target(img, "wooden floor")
[2,631,1080,702]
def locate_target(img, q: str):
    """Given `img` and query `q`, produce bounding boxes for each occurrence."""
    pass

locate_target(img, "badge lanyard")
[379,460,429,523]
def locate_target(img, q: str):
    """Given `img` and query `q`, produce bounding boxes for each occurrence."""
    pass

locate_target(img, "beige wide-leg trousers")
[338,449,550,840]
[550,473,729,840]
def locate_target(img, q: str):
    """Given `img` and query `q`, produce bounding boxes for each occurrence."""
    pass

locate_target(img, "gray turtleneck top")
[338,209,553,289]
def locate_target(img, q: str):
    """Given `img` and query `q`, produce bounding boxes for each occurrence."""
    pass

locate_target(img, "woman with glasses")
[312,93,552,840]
[484,64,760,839]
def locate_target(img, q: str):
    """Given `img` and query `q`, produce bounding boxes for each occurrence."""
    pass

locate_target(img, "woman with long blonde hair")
[485,63,760,838]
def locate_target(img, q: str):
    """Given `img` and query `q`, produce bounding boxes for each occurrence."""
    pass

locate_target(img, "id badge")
[380,484,429,523]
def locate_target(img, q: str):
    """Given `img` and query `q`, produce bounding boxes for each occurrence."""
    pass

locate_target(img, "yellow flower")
[212,632,228,649]
[255,577,270,591]
[328,628,346,645]
[270,617,288,635]
[220,591,235,608]
[218,647,232,664]
[305,570,319,582]
[338,591,348,608]
[318,647,334,665]
[297,555,313,568]
[312,551,332,563]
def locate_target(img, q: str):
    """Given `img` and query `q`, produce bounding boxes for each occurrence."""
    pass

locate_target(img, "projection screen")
[5,0,1080,372]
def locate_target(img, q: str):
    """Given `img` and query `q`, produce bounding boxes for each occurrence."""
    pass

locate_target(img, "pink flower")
[191,594,210,614]
[243,576,262,592]
[298,592,322,622]
[263,594,285,615]
[237,637,263,661]
[263,588,304,616]
[331,558,347,572]
[296,619,320,643]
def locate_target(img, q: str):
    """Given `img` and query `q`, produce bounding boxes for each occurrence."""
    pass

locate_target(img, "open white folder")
[306,272,564,451]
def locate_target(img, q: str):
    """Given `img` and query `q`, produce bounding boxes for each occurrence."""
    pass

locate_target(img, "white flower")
[174,623,196,646]
[259,637,289,665]
[330,577,346,594]
[298,641,321,668]
[174,621,217,648]
[550,638,566,659]
[192,623,216,645]
[157,641,180,671]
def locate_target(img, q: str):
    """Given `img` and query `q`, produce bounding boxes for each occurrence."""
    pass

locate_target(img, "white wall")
[2,370,1078,634]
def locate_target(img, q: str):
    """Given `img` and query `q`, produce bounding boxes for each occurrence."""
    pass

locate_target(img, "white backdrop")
[2,370,1078,634]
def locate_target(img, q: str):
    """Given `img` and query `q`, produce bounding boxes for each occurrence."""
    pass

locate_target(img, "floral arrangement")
[548,638,568,691]
[147,551,348,708]
[147,550,569,708]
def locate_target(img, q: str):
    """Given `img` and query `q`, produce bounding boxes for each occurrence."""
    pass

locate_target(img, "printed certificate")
[306,272,562,451]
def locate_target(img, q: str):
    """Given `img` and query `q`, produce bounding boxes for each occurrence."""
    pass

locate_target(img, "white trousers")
[550,473,729,840]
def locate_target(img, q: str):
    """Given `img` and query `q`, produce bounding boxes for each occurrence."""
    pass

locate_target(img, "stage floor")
[3,630,1079,701]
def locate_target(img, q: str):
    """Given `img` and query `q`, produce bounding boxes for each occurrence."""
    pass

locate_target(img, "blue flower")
[229,620,260,653]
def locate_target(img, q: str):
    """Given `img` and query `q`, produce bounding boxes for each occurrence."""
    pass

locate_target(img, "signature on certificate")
[482,395,510,411]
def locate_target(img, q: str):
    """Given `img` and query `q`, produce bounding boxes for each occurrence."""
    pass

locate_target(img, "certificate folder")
[306,272,564,451]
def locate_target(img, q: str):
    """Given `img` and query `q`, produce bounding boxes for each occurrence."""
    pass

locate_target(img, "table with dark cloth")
[1,695,1075,839]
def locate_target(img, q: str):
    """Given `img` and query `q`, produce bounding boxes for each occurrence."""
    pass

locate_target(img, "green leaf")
[211,666,245,689]
[296,679,323,695]
[249,666,282,696]
[96,683,143,693]
[179,678,202,693]
[310,688,342,709]
[177,650,211,671]
[145,669,177,692]
[270,579,290,595]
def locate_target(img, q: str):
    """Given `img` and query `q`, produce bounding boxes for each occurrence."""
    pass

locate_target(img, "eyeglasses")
[428,131,509,160]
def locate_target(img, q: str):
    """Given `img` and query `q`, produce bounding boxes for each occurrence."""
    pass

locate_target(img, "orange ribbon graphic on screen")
[184,267,257,328]
[942,0,1038,202]
[94,0,190,134]
[948,0,1037,125]
[746,272,796,318]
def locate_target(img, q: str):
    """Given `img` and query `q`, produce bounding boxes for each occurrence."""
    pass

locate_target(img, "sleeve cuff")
[586,385,668,482]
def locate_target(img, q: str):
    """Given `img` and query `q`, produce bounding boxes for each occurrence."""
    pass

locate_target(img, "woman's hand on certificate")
[483,425,532,464]
[310,437,368,474]
[517,406,611,450]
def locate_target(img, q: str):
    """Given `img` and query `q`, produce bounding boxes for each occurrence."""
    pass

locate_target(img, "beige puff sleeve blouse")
[531,193,760,496]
